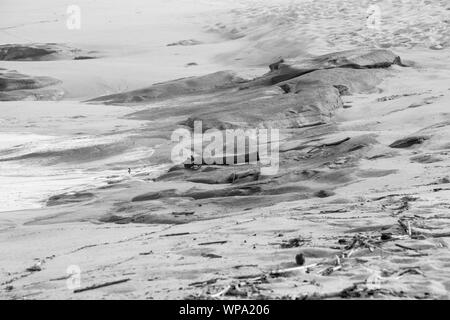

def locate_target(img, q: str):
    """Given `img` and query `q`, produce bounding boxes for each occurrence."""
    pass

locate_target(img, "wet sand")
[1,0,450,299]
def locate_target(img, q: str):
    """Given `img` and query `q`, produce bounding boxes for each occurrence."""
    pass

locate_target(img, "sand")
[1,0,450,300]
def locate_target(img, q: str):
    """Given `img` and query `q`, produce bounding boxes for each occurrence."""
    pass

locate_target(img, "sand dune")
[1,0,450,300]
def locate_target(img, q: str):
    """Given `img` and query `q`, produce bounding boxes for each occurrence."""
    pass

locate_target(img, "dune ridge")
[1,0,450,300]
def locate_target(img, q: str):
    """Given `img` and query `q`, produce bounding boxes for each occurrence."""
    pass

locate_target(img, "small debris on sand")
[295,253,305,266]
[74,278,131,293]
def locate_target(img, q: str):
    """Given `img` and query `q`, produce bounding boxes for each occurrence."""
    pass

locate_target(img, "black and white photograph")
[1,0,450,304]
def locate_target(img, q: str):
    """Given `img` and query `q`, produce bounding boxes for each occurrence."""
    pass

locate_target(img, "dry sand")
[1,0,450,299]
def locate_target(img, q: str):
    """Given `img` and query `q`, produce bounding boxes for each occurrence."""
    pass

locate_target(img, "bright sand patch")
[1,0,450,300]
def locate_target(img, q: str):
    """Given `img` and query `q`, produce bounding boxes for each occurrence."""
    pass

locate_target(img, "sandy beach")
[1,0,450,300]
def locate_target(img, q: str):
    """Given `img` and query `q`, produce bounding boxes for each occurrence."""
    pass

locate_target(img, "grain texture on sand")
[1,0,450,300]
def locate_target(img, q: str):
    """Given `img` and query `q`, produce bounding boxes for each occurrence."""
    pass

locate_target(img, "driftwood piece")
[189,277,224,287]
[198,240,228,246]
[160,232,190,237]
[270,263,319,276]
[398,219,450,238]
[74,278,130,293]
[308,137,351,153]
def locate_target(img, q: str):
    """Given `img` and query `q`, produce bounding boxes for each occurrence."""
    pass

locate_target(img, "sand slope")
[1,0,450,300]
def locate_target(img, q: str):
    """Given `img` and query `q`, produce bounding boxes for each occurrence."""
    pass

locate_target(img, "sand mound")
[0,69,63,101]
[306,49,404,68]
[0,70,60,91]
[180,49,401,131]
[182,85,342,131]
[0,43,97,61]
[241,49,402,89]
[280,68,386,95]
[101,49,403,228]
[2,0,450,301]
[87,71,247,104]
